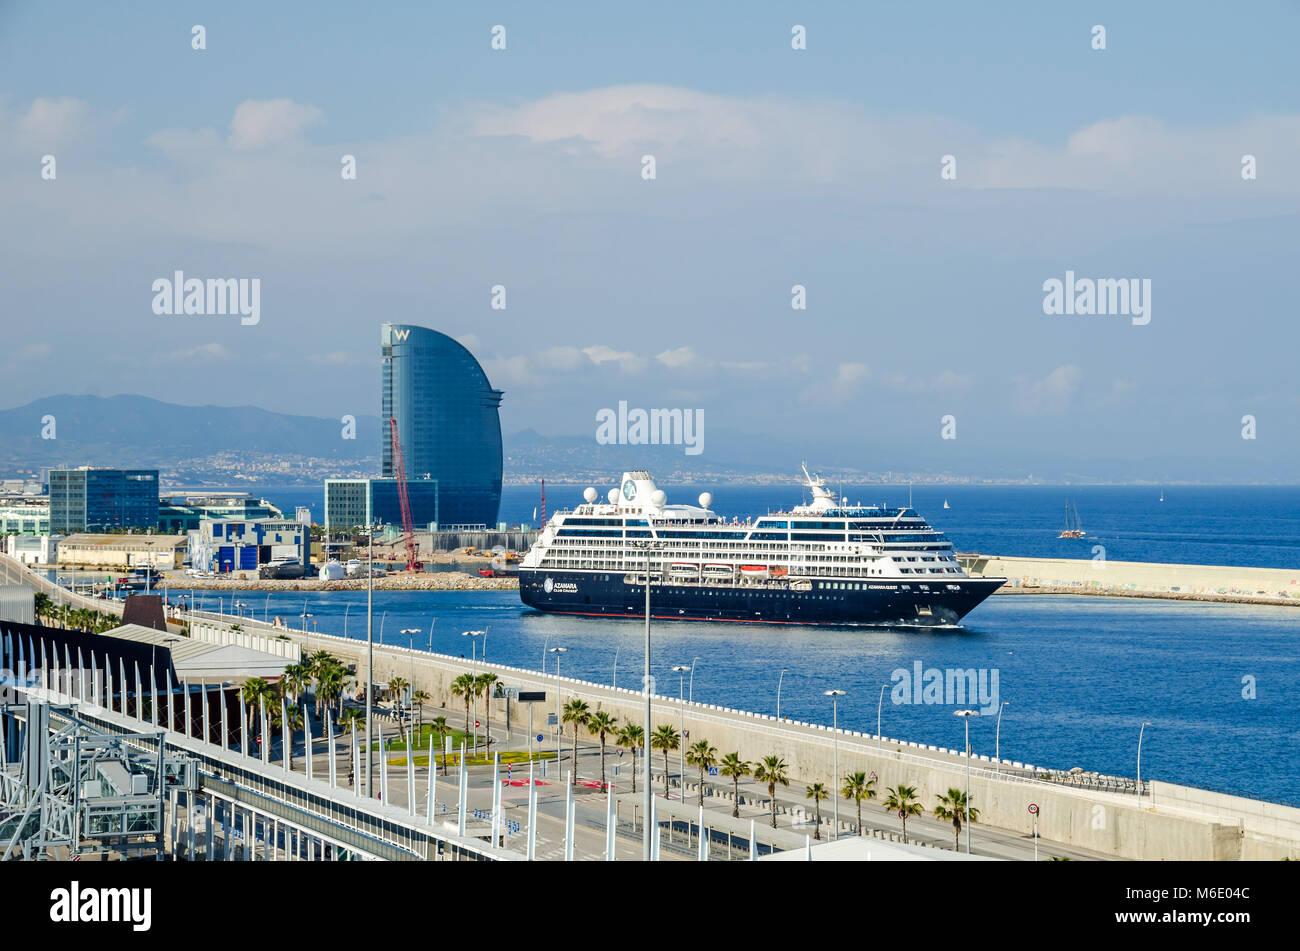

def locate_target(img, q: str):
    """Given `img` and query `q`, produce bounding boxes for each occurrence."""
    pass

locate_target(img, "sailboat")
[1159,489,1164,503]
[1058,500,1086,538]
[943,499,950,509]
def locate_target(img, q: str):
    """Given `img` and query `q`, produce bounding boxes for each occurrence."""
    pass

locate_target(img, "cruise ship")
[518,467,1005,627]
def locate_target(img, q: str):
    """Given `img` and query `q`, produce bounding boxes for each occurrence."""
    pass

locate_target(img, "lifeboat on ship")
[739,565,770,580]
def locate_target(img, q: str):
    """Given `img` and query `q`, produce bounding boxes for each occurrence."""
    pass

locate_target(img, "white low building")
[5,533,62,565]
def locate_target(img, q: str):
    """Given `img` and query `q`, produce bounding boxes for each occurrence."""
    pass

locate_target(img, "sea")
[178,482,1300,805]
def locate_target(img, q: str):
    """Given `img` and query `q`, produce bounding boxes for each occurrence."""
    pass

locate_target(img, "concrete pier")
[962,554,1300,607]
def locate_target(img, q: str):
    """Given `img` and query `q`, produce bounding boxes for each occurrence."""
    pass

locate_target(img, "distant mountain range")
[0,394,1271,485]
[0,394,379,469]
[0,395,880,484]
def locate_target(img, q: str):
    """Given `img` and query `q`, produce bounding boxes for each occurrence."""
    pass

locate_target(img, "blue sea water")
[198,586,1300,805]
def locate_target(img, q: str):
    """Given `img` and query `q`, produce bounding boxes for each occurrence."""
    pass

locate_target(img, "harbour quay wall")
[963,554,1300,606]
[274,623,1297,861]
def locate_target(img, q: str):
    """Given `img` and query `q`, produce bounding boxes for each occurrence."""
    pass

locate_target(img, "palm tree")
[883,784,923,843]
[476,673,499,753]
[718,753,750,818]
[615,724,644,794]
[686,739,718,806]
[805,783,829,840]
[561,698,592,784]
[586,711,619,789]
[650,725,681,797]
[240,678,273,735]
[33,593,51,625]
[840,771,877,836]
[752,755,789,828]
[934,787,980,851]
[430,715,451,775]
[338,706,363,735]
[412,689,430,734]
[450,673,475,740]
[387,675,408,703]
[281,663,310,708]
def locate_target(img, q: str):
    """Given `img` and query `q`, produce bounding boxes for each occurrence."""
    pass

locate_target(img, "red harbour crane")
[388,416,421,571]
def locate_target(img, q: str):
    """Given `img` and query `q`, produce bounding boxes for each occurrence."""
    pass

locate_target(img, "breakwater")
[963,554,1300,607]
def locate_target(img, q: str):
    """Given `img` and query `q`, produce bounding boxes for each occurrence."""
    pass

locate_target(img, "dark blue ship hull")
[519,569,1004,627]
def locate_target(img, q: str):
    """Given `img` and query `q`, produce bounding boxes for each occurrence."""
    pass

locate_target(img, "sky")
[1,1,1297,481]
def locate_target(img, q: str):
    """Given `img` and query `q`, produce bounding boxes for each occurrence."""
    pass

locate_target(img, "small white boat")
[703,563,734,577]
[943,499,950,509]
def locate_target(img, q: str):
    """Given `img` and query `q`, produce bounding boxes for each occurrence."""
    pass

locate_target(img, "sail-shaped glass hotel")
[380,323,504,528]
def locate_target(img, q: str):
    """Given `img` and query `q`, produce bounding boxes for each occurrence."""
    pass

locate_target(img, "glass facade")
[380,324,503,527]
[324,478,440,532]
[49,468,158,532]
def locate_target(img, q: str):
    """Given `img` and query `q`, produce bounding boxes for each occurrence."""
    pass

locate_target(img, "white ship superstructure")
[519,466,1004,627]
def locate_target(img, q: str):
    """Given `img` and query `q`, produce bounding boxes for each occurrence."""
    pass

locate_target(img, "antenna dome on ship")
[698,492,713,508]
[583,487,598,503]
[651,489,667,506]
[607,488,619,504]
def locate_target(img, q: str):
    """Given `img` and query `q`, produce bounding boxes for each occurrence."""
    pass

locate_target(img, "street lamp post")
[688,656,700,704]
[400,628,419,712]
[462,630,485,669]
[299,607,314,661]
[825,690,845,839]
[954,709,979,854]
[776,668,786,720]
[549,647,567,773]
[877,684,886,751]
[633,539,665,861]
[1137,721,1152,800]
[672,665,691,800]
[995,701,1009,775]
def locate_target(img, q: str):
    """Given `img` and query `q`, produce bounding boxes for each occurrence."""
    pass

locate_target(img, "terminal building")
[381,323,503,528]
[55,533,187,569]
[157,493,285,532]
[49,467,159,533]
[187,518,310,575]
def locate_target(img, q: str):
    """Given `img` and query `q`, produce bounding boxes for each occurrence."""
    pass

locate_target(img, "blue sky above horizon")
[1,1,1297,480]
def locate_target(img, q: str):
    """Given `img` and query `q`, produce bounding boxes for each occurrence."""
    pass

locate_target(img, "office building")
[381,323,503,527]
[324,478,440,533]
[48,467,159,533]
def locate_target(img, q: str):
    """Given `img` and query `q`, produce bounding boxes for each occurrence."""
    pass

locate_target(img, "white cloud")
[162,342,232,361]
[228,99,323,149]
[831,362,870,401]
[16,97,91,146]
[1016,364,1082,412]
[582,344,646,373]
[655,346,701,369]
